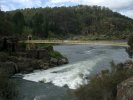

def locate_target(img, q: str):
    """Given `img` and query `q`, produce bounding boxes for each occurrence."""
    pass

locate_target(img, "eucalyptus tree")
[126,34,133,61]
[12,11,25,35]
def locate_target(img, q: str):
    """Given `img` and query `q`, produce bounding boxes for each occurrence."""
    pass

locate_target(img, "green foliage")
[75,62,133,100]
[0,11,14,36]
[12,11,25,35]
[45,45,54,51]
[43,45,63,59]
[0,5,133,39]
[36,44,63,59]
[37,44,53,51]
[49,50,63,59]
[3,5,133,39]
[22,26,33,39]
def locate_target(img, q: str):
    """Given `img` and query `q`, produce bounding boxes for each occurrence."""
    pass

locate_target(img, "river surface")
[23,45,129,89]
[16,44,130,100]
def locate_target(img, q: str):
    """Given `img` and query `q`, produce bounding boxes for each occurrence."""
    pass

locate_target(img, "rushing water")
[23,44,129,90]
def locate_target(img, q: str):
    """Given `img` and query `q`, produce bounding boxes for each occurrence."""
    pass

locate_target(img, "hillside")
[1,5,133,40]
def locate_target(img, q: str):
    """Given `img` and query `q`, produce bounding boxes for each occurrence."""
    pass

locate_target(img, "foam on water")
[23,57,104,89]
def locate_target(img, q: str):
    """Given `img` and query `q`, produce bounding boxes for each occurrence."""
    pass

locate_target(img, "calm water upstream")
[15,44,129,100]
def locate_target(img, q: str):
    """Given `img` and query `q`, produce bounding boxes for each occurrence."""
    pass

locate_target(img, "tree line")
[0,5,133,39]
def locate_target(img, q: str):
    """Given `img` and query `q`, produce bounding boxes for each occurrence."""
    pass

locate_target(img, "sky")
[0,0,133,19]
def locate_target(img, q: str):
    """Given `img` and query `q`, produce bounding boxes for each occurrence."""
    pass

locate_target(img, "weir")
[22,39,128,47]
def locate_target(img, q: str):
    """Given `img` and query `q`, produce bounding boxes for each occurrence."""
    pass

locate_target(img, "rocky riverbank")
[0,37,68,76]
[116,62,133,100]
[75,61,133,100]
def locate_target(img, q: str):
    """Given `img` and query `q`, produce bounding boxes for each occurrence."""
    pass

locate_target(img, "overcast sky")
[0,0,133,18]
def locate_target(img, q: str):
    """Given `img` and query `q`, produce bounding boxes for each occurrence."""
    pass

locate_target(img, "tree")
[126,34,133,60]
[32,13,44,37]
[12,11,25,35]
[22,26,33,39]
[7,5,133,39]
[0,11,14,36]
[43,17,49,38]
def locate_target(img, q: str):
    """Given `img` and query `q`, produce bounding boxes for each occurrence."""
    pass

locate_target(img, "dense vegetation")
[0,11,14,37]
[1,5,133,40]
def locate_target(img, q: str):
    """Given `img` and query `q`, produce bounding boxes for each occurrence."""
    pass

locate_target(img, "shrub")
[44,45,53,51]
[49,50,63,59]
[37,44,63,59]
[37,44,53,51]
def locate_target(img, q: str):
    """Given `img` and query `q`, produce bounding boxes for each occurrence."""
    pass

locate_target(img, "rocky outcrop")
[58,58,68,65]
[50,57,68,67]
[0,62,17,76]
[26,49,50,60]
[117,77,133,100]
[0,37,69,75]
[0,49,68,75]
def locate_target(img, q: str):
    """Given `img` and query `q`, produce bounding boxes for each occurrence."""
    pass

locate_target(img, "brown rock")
[0,61,17,76]
[58,58,68,65]
[50,58,58,67]
[26,49,50,60]
[117,77,133,100]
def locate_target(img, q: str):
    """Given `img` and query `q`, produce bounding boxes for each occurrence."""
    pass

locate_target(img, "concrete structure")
[22,40,128,47]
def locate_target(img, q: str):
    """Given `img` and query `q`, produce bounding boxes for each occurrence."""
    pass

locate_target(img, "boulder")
[37,49,50,60]
[16,58,50,73]
[0,37,19,52]
[26,49,50,60]
[17,62,31,73]
[26,50,38,58]
[58,58,68,65]
[16,59,39,73]
[37,60,49,70]
[0,61,17,76]
[117,77,133,100]
[50,58,58,67]
[50,57,68,66]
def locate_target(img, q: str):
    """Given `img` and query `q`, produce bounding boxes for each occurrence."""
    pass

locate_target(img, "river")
[15,44,129,100]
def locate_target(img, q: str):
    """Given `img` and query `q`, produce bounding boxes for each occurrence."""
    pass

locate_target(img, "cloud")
[0,0,42,11]
[0,0,133,18]
[80,0,133,18]
[81,0,133,10]
[44,0,79,7]
[49,0,80,4]
[120,10,133,18]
